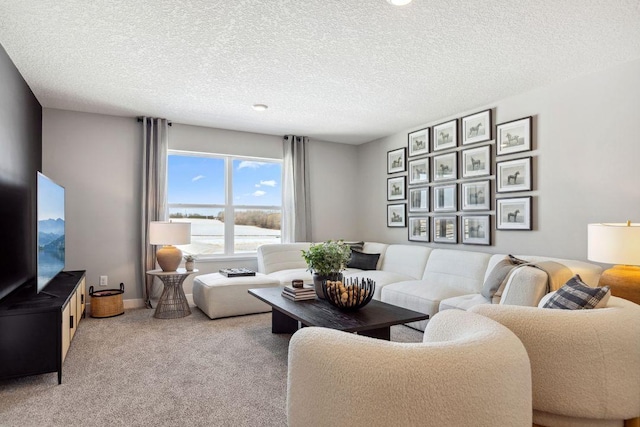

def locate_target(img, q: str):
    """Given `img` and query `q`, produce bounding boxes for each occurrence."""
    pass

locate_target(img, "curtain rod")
[137,117,172,126]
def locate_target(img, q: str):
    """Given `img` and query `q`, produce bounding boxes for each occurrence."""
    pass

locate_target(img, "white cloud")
[253,190,266,197]
[238,161,267,170]
[255,184,260,188]
[260,180,277,187]
[192,175,205,182]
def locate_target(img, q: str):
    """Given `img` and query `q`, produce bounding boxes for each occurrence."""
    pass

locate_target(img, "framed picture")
[461,145,491,178]
[387,203,406,228]
[409,187,429,213]
[461,180,490,211]
[387,147,406,174]
[408,158,429,185]
[433,216,457,243]
[462,109,492,145]
[433,184,457,212]
[496,157,532,193]
[497,116,532,156]
[387,176,406,201]
[461,215,491,245]
[408,128,429,157]
[432,119,457,151]
[433,152,457,181]
[497,197,532,230]
[408,217,429,242]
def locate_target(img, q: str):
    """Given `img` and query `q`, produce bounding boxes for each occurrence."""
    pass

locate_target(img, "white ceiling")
[1,1,640,145]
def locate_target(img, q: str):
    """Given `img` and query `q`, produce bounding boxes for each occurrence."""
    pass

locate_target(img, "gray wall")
[43,113,360,300]
[355,58,640,261]
[0,44,42,300]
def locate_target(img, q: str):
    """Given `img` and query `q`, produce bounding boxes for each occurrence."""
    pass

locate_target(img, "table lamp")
[149,221,191,272]
[587,221,640,304]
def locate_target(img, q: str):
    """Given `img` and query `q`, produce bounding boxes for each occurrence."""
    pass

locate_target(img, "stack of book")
[281,284,316,301]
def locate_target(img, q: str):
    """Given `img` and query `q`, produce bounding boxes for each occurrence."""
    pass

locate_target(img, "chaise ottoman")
[192,272,280,319]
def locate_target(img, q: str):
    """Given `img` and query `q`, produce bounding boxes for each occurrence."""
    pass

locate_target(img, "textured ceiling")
[1,1,640,144]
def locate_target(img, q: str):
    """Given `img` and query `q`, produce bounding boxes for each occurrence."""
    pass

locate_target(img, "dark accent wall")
[0,43,42,300]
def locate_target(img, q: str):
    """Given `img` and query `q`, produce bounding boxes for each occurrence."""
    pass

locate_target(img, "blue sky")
[38,173,65,220]
[168,155,282,206]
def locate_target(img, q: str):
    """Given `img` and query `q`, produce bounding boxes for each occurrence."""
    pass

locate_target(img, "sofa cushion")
[481,257,517,299]
[343,271,416,300]
[267,268,314,286]
[379,245,433,279]
[347,250,380,270]
[542,275,611,310]
[422,249,492,294]
[382,280,471,331]
[440,294,491,311]
[257,243,311,274]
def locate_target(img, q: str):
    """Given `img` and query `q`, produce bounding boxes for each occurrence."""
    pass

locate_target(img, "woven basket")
[89,283,125,318]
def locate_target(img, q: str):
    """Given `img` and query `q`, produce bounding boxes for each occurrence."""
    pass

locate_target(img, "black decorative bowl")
[322,277,375,311]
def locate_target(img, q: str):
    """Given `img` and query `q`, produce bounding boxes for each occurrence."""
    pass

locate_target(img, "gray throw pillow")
[347,250,380,270]
[481,257,517,299]
[542,275,611,310]
[344,241,365,252]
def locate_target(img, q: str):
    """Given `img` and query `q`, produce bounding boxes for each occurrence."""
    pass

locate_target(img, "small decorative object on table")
[219,268,256,277]
[281,284,316,301]
[322,277,375,311]
[183,254,196,271]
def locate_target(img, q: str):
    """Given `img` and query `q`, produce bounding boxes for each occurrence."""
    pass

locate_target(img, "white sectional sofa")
[257,242,602,331]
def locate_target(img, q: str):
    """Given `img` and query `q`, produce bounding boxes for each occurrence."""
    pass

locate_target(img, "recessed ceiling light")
[387,0,412,5]
[252,104,268,111]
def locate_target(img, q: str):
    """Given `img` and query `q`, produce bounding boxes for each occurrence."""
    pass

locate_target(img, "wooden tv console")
[0,270,86,384]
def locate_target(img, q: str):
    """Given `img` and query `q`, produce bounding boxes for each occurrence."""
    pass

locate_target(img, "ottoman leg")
[272,308,298,334]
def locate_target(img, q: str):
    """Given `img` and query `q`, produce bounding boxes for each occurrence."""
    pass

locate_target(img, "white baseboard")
[86,294,194,315]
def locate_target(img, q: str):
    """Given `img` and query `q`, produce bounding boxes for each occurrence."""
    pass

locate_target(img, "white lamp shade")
[588,223,640,265]
[149,221,191,246]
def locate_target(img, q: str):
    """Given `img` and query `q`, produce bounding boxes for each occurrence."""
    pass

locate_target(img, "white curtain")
[282,135,311,243]
[141,117,170,308]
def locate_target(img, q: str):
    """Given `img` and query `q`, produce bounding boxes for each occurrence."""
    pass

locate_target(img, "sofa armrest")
[498,266,548,306]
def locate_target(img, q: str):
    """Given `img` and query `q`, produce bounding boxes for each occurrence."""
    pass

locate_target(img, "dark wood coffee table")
[248,287,429,340]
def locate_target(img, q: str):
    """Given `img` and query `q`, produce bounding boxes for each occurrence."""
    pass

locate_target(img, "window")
[167,151,282,257]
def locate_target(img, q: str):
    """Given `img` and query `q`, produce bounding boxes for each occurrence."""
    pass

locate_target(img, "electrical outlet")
[99,276,108,287]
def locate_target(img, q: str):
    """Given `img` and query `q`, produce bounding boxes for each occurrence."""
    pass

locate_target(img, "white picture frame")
[461,215,491,245]
[408,217,429,242]
[496,157,532,193]
[409,187,429,213]
[387,203,406,228]
[462,109,492,145]
[433,184,457,212]
[433,216,457,243]
[432,119,457,151]
[496,197,532,230]
[461,180,490,211]
[462,145,491,178]
[408,158,429,185]
[408,128,429,157]
[433,152,457,182]
[497,116,532,156]
[387,176,406,201]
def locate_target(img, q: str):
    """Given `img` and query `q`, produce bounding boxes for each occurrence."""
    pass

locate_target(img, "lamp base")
[156,245,183,272]
[599,265,640,305]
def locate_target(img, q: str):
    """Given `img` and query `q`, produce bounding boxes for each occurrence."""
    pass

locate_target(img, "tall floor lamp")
[588,221,640,305]
[149,221,191,272]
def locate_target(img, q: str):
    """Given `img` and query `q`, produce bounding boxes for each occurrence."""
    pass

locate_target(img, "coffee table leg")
[359,327,390,341]
[272,308,298,334]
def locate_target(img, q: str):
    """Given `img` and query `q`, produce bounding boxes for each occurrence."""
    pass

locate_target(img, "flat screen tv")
[37,172,65,293]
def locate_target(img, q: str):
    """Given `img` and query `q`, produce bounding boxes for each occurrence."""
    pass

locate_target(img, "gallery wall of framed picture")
[387,109,536,242]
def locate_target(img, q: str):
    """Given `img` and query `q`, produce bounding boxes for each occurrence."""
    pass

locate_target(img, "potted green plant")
[301,240,351,299]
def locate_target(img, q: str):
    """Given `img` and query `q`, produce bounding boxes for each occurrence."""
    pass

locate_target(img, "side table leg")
[271,309,298,334]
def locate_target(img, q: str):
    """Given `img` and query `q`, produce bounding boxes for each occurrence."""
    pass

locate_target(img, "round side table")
[146,268,198,319]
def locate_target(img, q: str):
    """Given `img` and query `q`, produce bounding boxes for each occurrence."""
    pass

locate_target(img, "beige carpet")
[0,306,423,427]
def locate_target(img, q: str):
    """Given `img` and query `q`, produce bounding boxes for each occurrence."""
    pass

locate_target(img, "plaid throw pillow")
[543,275,610,310]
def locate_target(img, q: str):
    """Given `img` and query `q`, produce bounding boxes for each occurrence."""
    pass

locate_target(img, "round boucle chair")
[470,296,640,427]
[286,309,532,427]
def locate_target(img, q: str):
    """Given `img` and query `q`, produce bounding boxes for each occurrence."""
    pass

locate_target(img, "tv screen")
[37,172,65,292]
